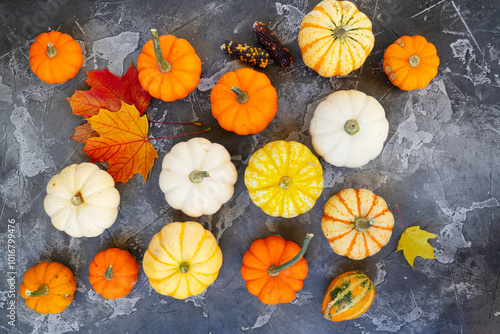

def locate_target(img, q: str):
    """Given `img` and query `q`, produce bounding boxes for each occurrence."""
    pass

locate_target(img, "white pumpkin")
[310,90,389,168]
[159,137,238,217]
[43,162,120,237]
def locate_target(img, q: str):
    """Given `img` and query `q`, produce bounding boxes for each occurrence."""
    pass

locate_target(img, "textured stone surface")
[0,0,499,333]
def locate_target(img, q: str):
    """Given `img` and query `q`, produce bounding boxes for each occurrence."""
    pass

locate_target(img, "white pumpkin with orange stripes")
[298,0,374,77]
[321,188,394,260]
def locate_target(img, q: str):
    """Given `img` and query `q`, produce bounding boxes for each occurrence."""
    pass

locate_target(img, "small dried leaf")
[397,226,438,268]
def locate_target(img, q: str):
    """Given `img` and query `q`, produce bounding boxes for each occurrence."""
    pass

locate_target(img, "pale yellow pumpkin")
[298,0,374,77]
[143,221,223,299]
[322,188,394,260]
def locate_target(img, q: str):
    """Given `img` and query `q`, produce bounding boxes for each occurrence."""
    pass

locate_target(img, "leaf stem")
[396,204,404,230]
[148,127,211,141]
[149,120,203,127]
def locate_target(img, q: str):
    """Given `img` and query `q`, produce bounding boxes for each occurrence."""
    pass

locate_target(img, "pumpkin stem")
[279,176,293,190]
[333,26,349,39]
[344,119,359,135]
[268,234,314,277]
[189,171,210,183]
[354,217,375,232]
[409,55,420,67]
[46,43,58,58]
[104,265,114,281]
[179,262,190,274]
[150,29,171,73]
[230,87,249,104]
[26,284,49,297]
[71,192,84,206]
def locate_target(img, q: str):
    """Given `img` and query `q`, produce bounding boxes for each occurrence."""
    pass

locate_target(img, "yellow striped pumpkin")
[142,221,223,299]
[322,271,375,321]
[244,141,324,218]
[298,0,374,77]
[321,188,394,259]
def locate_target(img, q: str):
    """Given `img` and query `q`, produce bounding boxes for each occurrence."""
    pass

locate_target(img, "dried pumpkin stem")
[104,265,114,281]
[179,262,190,274]
[189,171,210,183]
[46,43,58,58]
[71,192,83,206]
[150,29,171,73]
[26,284,49,297]
[333,26,349,39]
[230,87,249,104]
[268,234,314,277]
[409,55,420,67]
[279,176,293,190]
[354,217,375,232]
[344,119,359,135]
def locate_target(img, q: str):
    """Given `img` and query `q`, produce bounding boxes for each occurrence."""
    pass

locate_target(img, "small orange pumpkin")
[20,262,76,314]
[210,68,277,135]
[88,248,139,299]
[137,29,202,102]
[241,234,313,305]
[383,35,440,91]
[29,31,84,84]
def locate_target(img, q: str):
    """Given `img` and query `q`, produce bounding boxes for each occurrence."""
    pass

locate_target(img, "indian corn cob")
[220,41,271,68]
[253,21,293,68]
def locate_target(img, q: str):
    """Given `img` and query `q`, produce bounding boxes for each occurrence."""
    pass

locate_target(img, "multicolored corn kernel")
[220,41,271,68]
[253,21,293,68]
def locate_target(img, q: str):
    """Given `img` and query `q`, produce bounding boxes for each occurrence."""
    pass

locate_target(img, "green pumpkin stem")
[354,217,375,232]
[189,171,210,183]
[104,265,114,281]
[179,262,190,274]
[344,119,360,135]
[268,234,314,277]
[150,29,171,73]
[230,87,249,104]
[26,284,49,297]
[333,26,348,39]
[46,43,58,58]
[279,176,293,190]
[71,192,83,206]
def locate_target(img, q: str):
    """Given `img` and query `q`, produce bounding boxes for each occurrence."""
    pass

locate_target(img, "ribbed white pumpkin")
[310,90,389,168]
[159,137,238,217]
[43,163,120,237]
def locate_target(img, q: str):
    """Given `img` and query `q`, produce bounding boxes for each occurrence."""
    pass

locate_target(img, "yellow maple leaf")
[397,226,438,268]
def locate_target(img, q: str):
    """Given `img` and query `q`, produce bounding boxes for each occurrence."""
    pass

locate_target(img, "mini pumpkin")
[383,35,440,91]
[29,31,84,84]
[137,29,202,102]
[309,90,389,168]
[322,188,394,260]
[20,262,76,314]
[322,271,375,321]
[298,0,374,77]
[143,221,223,299]
[241,234,313,305]
[89,248,139,299]
[244,141,324,218]
[159,137,238,217]
[43,162,120,238]
[210,68,277,135]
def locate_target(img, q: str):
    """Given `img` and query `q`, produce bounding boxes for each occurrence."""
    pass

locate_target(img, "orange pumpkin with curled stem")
[29,31,84,84]
[137,29,202,102]
[241,234,313,305]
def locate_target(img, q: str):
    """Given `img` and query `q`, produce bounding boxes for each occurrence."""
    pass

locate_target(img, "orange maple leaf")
[84,101,158,183]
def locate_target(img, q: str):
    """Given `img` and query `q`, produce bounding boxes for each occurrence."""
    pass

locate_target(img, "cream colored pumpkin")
[143,221,223,299]
[298,0,374,77]
[159,137,237,217]
[310,90,389,168]
[43,163,120,237]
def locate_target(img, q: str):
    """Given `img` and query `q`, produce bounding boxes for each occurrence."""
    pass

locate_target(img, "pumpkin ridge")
[190,244,220,266]
[331,280,373,320]
[261,147,282,175]
[364,193,378,217]
[299,32,331,56]
[188,230,209,262]
[365,230,383,248]
[355,189,361,216]
[313,39,336,74]
[370,207,389,219]
[323,213,351,224]
[362,233,370,258]
[327,228,354,243]
[337,192,356,217]
[148,271,178,283]
[146,248,175,267]
[157,231,180,262]
[344,232,358,258]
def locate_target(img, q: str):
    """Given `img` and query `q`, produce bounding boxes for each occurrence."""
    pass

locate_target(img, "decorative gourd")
[88,248,139,299]
[210,68,277,135]
[29,31,84,84]
[137,29,202,102]
[43,162,120,238]
[241,234,313,305]
[383,35,440,91]
[159,137,237,217]
[298,0,374,77]
[322,271,375,321]
[20,262,76,314]
[309,90,389,168]
[322,188,394,260]
[143,221,223,299]
[244,141,324,218]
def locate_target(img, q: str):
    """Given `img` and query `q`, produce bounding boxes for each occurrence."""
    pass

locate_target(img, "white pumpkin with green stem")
[309,90,389,168]
[159,137,238,217]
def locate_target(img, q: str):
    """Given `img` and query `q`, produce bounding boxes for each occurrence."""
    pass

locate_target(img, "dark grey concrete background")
[0,0,499,333]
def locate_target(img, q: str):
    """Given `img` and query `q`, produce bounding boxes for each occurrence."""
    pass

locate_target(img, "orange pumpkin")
[322,188,394,260]
[241,234,313,305]
[210,68,277,135]
[88,248,139,299]
[20,262,76,314]
[137,29,202,102]
[383,35,440,91]
[29,31,84,84]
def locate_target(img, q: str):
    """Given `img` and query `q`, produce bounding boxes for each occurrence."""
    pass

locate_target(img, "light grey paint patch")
[92,31,140,75]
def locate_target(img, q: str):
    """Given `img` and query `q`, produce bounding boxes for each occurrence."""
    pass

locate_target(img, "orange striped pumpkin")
[322,271,375,321]
[321,188,394,260]
[298,0,374,77]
